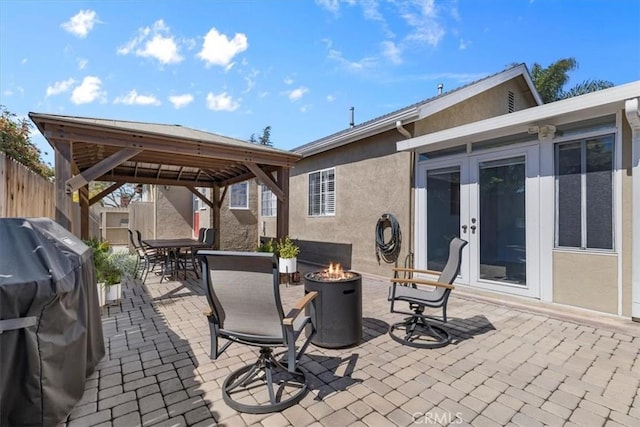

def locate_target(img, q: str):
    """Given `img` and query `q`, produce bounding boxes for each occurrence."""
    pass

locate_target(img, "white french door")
[416,145,540,298]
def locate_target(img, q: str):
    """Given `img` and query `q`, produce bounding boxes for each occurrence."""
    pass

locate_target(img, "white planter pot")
[279,257,297,274]
[105,283,122,303]
[97,283,106,307]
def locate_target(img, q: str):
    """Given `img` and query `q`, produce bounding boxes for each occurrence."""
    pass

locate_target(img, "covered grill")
[0,218,105,426]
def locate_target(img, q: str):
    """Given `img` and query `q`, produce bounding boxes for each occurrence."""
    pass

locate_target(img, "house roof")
[293,63,542,156]
[397,80,640,153]
[29,112,302,189]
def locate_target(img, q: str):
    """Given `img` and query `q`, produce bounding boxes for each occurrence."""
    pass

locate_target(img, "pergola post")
[79,184,90,240]
[213,185,221,249]
[55,140,73,231]
[276,167,290,240]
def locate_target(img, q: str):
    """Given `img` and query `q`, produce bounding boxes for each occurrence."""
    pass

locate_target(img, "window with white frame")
[229,182,249,209]
[555,135,614,250]
[308,168,335,216]
[261,184,277,217]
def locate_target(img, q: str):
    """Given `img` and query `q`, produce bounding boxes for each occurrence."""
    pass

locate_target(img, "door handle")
[461,225,468,233]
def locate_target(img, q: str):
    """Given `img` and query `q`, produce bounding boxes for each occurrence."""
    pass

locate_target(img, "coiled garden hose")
[375,213,401,263]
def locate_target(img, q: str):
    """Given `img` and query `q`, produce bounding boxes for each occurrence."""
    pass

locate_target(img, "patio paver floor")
[62,266,640,427]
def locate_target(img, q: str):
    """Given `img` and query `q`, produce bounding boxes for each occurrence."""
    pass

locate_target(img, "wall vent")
[508,90,515,113]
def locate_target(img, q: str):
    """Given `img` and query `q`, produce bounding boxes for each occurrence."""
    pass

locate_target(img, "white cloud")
[243,69,260,93]
[328,48,377,72]
[168,93,194,109]
[3,89,13,96]
[77,58,88,70]
[283,76,294,85]
[300,104,312,113]
[206,92,239,111]
[46,78,76,97]
[117,20,183,65]
[315,0,356,13]
[381,40,402,64]
[71,76,106,104]
[197,28,248,67]
[287,87,308,101]
[399,0,446,47]
[61,10,99,38]
[459,38,469,50]
[326,94,336,102]
[21,58,27,65]
[114,90,161,106]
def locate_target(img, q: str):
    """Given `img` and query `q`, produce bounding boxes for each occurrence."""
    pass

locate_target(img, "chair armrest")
[393,267,441,276]
[390,277,455,290]
[283,291,318,326]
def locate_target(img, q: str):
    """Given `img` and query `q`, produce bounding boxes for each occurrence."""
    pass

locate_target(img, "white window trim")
[229,182,249,210]
[308,167,336,217]
[553,132,616,252]
[260,184,277,217]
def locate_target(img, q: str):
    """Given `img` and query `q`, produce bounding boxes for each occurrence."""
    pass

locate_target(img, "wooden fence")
[0,153,55,219]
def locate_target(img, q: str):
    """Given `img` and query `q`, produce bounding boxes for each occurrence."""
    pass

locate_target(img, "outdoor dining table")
[143,238,211,280]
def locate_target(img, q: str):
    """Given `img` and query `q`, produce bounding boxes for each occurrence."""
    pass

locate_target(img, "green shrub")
[275,236,300,259]
[257,238,275,253]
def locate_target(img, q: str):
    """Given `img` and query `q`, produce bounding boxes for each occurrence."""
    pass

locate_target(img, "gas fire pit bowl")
[304,264,362,348]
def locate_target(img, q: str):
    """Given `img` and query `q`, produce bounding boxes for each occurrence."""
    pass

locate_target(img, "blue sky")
[1,0,639,166]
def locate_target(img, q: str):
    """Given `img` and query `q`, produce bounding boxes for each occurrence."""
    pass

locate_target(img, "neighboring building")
[131,182,260,252]
[260,64,542,277]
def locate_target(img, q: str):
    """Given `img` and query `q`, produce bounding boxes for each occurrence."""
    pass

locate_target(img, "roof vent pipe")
[396,120,411,139]
[437,83,444,95]
[349,106,355,128]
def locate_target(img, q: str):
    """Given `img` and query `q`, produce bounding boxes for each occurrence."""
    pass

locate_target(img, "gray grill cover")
[0,218,105,426]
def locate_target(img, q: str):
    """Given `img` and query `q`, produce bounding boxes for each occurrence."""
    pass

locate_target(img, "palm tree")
[530,58,613,103]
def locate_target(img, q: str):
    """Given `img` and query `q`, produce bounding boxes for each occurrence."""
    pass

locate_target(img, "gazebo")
[29,113,302,244]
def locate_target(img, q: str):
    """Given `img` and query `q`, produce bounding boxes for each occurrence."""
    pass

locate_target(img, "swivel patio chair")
[388,237,467,348]
[198,250,317,413]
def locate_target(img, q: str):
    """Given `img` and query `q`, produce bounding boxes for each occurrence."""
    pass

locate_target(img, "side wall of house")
[219,180,259,251]
[279,77,539,277]
[155,186,193,238]
[289,129,413,275]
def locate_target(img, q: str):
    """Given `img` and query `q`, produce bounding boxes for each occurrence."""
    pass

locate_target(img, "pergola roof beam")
[65,147,142,193]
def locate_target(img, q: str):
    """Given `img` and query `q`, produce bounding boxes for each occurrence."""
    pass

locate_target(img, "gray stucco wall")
[155,186,193,238]
[219,180,259,251]
[288,129,413,277]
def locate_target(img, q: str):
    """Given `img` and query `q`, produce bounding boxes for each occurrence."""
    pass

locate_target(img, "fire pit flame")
[309,262,355,281]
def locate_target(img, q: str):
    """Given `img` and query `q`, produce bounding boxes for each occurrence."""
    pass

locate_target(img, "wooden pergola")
[29,113,302,244]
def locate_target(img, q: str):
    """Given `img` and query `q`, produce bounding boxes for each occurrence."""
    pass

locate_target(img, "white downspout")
[624,98,640,321]
[396,120,414,265]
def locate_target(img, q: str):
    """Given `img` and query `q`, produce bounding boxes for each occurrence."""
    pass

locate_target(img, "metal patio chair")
[388,237,467,348]
[129,229,163,282]
[198,250,317,413]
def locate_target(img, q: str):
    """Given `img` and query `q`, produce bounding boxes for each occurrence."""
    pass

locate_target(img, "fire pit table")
[304,264,362,348]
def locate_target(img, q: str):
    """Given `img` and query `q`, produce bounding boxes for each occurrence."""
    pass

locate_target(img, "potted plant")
[85,238,110,307]
[276,236,299,274]
[257,238,275,253]
[102,252,138,303]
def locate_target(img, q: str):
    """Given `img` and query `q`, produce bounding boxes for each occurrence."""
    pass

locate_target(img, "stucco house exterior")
[397,81,640,319]
[260,64,542,275]
[260,62,640,320]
